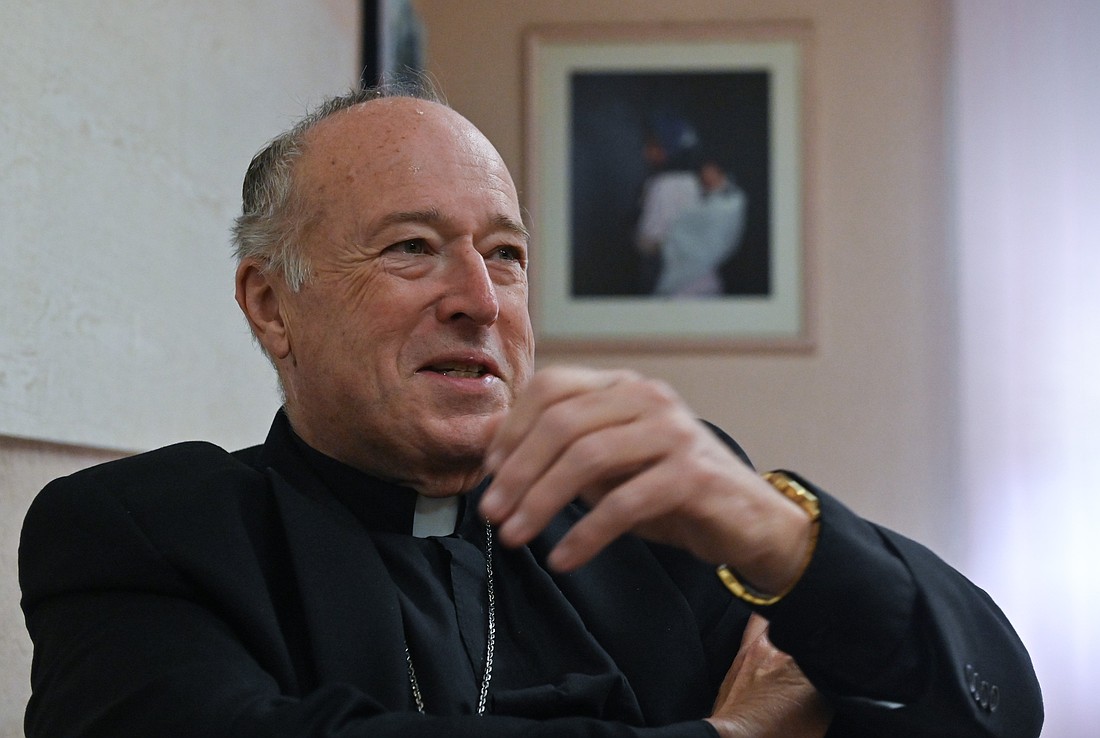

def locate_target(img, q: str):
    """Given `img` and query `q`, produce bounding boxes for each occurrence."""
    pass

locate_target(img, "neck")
[284,409,487,497]
[315,444,486,497]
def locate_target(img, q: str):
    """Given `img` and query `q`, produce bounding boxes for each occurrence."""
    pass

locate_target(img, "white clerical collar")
[411,494,461,538]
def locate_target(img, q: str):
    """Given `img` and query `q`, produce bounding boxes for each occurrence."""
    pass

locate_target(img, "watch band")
[716,471,822,606]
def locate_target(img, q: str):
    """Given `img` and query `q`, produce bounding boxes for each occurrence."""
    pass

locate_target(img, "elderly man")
[20,86,1042,737]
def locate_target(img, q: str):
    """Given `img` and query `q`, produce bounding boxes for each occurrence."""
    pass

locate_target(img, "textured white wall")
[1,1,360,453]
[0,3,359,735]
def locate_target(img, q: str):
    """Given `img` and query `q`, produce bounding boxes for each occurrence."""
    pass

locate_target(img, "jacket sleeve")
[19,463,717,738]
[760,473,1044,738]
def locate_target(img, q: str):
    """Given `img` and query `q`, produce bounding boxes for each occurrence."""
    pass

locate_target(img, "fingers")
[484,366,638,472]
[740,613,771,650]
[478,365,787,578]
[543,456,676,571]
[480,367,686,535]
[487,405,682,545]
[710,615,833,738]
[714,614,772,712]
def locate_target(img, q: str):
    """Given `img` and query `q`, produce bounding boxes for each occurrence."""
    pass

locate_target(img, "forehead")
[295,98,520,220]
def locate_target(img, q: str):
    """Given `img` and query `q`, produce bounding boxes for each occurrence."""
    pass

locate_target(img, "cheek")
[337,267,390,314]
[498,286,531,323]
[499,280,531,319]
[499,300,535,373]
[329,270,423,341]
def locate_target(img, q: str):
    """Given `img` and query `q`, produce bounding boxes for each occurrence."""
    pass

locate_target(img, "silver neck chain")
[404,521,496,716]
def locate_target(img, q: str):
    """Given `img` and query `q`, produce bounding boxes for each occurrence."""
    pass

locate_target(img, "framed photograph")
[361,0,426,87]
[524,22,813,351]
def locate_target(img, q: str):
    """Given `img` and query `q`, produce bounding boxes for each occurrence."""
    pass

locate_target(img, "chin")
[426,416,495,457]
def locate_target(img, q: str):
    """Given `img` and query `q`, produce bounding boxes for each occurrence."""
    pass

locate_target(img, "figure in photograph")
[570,72,771,298]
[654,158,748,297]
[634,113,702,293]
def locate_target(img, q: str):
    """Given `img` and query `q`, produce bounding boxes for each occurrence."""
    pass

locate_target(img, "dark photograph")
[570,72,771,299]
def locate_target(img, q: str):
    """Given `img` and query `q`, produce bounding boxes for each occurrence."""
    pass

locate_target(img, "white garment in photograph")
[655,185,747,297]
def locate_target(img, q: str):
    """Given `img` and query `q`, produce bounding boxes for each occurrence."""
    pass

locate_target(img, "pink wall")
[418,0,959,556]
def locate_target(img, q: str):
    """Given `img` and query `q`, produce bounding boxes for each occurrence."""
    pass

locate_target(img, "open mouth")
[424,362,491,379]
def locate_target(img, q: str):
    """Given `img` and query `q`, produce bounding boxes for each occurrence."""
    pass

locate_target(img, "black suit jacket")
[19,414,1042,737]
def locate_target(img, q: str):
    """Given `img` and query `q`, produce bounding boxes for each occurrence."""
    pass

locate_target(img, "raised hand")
[479,366,814,596]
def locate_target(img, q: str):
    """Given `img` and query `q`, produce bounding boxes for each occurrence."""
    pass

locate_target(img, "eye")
[388,239,428,254]
[490,245,526,264]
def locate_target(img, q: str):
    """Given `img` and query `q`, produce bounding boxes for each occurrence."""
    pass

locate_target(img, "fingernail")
[500,512,526,544]
[480,486,502,519]
[485,449,502,471]
[548,543,573,572]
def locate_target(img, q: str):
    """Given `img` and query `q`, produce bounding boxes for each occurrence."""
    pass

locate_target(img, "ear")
[235,260,292,360]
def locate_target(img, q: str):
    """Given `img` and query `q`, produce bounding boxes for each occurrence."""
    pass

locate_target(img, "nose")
[435,244,499,325]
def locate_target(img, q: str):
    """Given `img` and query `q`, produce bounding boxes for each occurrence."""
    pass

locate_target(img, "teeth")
[433,363,486,378]
[440,369,483,378]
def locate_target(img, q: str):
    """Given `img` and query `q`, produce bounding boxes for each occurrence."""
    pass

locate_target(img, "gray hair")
[231,80,445,291]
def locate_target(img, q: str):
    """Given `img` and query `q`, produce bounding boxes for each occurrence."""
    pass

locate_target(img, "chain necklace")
[404,521,496,716]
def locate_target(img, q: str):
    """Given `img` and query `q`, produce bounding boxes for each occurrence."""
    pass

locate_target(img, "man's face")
[273,98,534,494]
[699,163,725,193]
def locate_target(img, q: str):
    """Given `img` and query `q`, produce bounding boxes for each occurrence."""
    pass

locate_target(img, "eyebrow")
[376,208,530,243]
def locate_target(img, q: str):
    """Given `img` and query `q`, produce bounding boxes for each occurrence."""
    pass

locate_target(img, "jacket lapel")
[268,467,413,710]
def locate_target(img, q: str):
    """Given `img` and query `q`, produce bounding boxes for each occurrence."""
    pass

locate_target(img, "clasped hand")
[707,614,832,737]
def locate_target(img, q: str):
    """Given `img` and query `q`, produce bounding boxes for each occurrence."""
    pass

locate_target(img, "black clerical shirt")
[287,426,653,721]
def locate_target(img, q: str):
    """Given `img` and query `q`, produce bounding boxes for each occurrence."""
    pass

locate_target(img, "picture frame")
[361,0,426,87]
[524,22,814,351]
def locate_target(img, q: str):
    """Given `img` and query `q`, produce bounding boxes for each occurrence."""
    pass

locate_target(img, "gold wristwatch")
[716,471,821,606]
